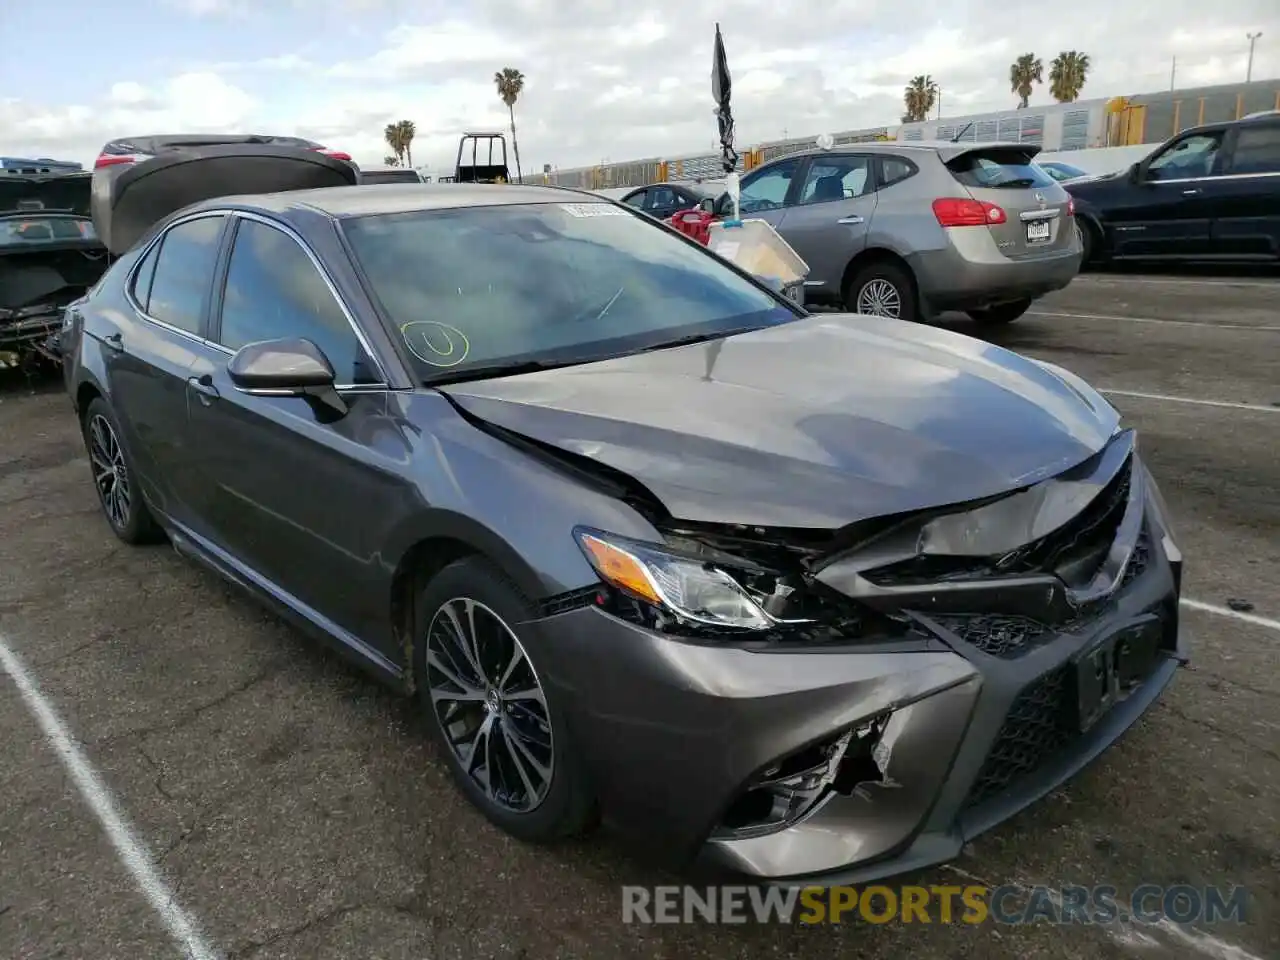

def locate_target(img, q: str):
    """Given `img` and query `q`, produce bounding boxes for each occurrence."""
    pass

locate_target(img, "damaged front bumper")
[526,442,1186,884]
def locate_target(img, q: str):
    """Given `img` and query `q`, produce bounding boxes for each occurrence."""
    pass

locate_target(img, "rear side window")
[946,149,1056,189]
[1230,125,1280,175]
[145,215,225,334]
[878,156,918,188]
[131,242,160,306]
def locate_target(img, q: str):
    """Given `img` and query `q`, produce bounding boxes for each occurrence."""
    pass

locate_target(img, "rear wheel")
[1075,218,1098,266]
[967,298,1033,326]
[82,397,163,545]
[843,261,918,323]
[413,556,596,843]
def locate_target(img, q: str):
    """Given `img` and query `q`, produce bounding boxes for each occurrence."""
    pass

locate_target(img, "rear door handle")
[187,374,220,404]
[1182,188,1201,196]
[837,215,865,225]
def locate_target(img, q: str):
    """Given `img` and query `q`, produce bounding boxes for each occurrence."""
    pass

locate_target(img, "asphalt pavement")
[1,269,1277,960]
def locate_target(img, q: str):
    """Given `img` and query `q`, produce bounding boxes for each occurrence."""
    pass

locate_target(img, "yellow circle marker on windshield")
[400,321,471,367]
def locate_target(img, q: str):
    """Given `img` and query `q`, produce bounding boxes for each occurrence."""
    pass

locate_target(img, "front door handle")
[1181,188,1201,196]
[187,374,220,404]
[837,215,865,225]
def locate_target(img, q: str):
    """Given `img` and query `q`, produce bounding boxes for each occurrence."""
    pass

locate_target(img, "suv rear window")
[946,148,1056,189]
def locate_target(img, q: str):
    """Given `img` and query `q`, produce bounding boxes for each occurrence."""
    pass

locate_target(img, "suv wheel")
[414,556,597,843]
[82,397,164,544]
[967,298,1033,325]
[844,261,918,323]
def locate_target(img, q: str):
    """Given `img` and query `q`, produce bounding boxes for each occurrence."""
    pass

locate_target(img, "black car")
[1067,109,1280,264]
[60,143,1185,885]
[619,181,723,221]
[1,171,107,365]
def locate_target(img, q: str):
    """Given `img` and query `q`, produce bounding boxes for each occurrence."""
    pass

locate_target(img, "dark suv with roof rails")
[1067,110,1280,265]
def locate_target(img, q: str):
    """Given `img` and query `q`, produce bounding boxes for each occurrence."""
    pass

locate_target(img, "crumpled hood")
[439,314,1120,529]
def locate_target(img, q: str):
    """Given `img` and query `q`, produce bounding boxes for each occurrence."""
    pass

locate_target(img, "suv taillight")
[1066,197,1075,217]
[318,149,353,162]
[94,153,147,169]
[932,197,1006,227]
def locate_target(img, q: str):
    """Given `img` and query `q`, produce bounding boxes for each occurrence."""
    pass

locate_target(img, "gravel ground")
[1,268,1277,960]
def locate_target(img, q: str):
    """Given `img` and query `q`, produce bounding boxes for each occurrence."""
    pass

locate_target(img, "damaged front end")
[1,172,108,371]
[566,427,1183,880]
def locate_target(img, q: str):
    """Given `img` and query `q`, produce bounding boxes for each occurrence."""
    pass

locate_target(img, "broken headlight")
[574,528,809,631]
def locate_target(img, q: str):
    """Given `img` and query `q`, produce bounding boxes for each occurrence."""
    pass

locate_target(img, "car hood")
[0,173,92,218]
[439,314,1121,529]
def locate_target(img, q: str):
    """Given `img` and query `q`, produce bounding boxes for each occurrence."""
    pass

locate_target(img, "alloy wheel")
[425,597,554,813]
[88,414,131,530]
[856,278,902,318]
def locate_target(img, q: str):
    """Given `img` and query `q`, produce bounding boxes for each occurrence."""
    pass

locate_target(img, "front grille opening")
[931,613,1052,658]
[864,455,1134,588]
[714,716,889,839]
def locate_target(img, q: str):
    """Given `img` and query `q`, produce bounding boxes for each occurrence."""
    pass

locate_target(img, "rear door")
[773,153,877,293]
[944,146,1075,259]
[98,213,229,526]
[1207,120,1280,258]
[184,213,397,651]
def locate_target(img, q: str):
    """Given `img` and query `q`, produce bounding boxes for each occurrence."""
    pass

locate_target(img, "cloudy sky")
[2,0,1277,176]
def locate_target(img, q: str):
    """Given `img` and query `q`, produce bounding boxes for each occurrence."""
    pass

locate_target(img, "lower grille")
[964,666,1075,809]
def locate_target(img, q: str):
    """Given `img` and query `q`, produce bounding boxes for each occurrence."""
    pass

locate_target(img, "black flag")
[713,23,737,174]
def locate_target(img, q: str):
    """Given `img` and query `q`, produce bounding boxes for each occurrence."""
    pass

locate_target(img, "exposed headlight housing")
[574,528,811,631]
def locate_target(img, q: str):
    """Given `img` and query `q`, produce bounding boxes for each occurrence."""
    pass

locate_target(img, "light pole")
[1246,32,1262,83]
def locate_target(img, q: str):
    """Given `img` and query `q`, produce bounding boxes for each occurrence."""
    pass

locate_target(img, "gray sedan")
[61,142,1185,885]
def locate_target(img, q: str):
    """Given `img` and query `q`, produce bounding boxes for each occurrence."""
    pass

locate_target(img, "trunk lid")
[0,172,93,218]
[943,144,1074,260]
[91,143,360,255]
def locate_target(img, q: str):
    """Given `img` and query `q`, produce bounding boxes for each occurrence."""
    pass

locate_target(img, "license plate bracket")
[1025,219,1051,243]
[1072,615,1163,732]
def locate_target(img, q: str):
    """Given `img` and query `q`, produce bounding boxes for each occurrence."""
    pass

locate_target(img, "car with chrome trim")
[60,141,1186,886]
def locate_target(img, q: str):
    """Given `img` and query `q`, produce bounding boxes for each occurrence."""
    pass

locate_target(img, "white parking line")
[1181,598,1280,633]
[1076,276,1280,290]
[1028,310,1280,332]
[1100,389,1280,413]
[0,635,220,960]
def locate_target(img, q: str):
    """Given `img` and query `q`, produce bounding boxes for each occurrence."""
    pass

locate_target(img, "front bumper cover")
[526,451,1184,885]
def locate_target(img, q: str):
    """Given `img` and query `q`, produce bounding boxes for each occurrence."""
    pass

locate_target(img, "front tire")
[413,556,596,843]
[82,397,163,545]
[844,261,919,323]
[967,298,1033,326]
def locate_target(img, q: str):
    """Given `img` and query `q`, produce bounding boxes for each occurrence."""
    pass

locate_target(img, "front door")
[732,154,804,231]
[184,214,402,656]
[1110,129,1225,258]
[97,213,229,526]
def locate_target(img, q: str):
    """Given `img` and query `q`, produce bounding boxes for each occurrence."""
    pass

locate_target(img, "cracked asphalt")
[1,268,1278,960]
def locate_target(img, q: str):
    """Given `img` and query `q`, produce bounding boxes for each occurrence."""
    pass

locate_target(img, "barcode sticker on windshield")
[558,203,626,217]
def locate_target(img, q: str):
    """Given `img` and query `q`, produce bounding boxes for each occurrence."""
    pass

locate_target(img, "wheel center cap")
[485,689,501,714]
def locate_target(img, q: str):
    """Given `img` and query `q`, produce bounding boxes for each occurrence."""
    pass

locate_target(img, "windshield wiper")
[636,323,770,354]
[425,357,587,386]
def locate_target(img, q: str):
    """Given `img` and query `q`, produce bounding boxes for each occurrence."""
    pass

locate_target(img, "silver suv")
[708,141,1082,325]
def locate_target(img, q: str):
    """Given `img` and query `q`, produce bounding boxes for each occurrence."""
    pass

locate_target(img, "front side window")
[218,218,379,384]
[146,215,225,335]
[738,157,801,213]
[1147,132,1223,180]
[341,201,797,383]
[623,190,647,209]
[799,155,872,203]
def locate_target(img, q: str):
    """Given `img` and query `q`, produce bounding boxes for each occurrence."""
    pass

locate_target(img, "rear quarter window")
[946,149,1056,189]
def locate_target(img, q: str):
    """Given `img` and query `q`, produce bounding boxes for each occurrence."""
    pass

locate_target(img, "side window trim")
[219,211,391,390]
[123,212,229,344]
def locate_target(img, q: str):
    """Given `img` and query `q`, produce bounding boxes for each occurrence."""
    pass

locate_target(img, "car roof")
[206,183,605,219]
[761,140,1035,166]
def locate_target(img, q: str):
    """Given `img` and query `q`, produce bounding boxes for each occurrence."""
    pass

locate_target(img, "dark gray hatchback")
[61,143,1187,885]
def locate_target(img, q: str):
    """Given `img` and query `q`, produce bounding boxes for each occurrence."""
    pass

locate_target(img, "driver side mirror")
[1128,161,1147,184]
[227,337,348,417]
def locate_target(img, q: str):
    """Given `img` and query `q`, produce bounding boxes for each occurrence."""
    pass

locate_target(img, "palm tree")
[396,119,416,168]
[1010,53,1043,109]
[384,123,404,165]
[901,75,939,123]
[494,67,526,183]
[1049,51,1091,103]
[382,154,400,166]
